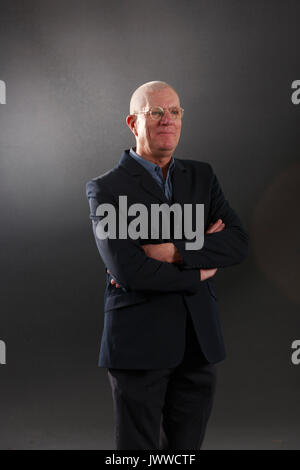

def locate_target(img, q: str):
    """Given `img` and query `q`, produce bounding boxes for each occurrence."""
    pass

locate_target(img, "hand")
[142,242,181,264]
[106,269,122,288]
[200,219,225,281]
[205,218,225,234]
[108,219,226,286]
[141,220,226,264]
[106,242,179,290]
[200,267,218,281]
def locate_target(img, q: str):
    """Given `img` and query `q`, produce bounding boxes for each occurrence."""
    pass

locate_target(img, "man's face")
[131,87,182,157]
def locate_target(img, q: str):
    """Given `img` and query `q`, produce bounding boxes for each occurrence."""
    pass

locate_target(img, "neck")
[134,146,173,169]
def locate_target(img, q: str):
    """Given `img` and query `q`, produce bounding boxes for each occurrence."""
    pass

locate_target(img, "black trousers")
[107,311,217,450]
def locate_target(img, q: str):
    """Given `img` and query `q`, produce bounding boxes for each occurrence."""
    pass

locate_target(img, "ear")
[126,115,138,137]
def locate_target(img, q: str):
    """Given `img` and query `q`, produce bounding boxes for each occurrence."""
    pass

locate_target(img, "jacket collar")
[118,149,190,205]
[118,149,186,174]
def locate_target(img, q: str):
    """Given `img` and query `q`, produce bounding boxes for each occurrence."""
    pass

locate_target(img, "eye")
[149,107,164,119]
[170,108,180,115]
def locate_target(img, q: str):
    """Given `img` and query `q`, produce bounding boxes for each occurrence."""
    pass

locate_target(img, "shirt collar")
[129,147,175,175]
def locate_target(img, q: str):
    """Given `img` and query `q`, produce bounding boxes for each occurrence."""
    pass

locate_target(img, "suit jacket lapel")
[118,149,192,206]
[171,158,191,205]
[118,150,169,204]
[139,170,169,204]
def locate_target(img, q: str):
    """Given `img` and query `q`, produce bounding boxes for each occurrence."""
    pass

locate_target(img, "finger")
[214,223,225,232]
[200,267,218,280]
[208,219,221,227]
[206,225,219,234]
[206,220,225,234]
[209,219,222,228]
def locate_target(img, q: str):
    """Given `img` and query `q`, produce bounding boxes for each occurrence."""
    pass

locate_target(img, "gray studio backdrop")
[0,0,299,449]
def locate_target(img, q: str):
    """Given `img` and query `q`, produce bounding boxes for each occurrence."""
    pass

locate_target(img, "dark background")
[0,0,299,449]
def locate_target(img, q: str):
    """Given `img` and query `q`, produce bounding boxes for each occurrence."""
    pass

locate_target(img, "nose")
[160,109,173,124]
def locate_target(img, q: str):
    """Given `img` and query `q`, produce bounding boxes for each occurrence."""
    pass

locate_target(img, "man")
[86,81,248,450]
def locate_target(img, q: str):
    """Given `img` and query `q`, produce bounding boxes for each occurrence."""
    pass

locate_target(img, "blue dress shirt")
[129,147,175,202]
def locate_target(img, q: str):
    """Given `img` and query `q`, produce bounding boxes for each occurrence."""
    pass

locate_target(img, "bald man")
[86,81,248,450]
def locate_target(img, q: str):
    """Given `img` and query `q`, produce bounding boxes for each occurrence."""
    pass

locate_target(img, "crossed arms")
[86,166,249,295]
[109,219,226,288]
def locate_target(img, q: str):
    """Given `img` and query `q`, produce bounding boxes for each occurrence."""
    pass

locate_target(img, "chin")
[157,147,176,153]
[156,140,177,152]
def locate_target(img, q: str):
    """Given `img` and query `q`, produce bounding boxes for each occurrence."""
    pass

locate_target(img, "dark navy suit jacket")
[86,150,249,368]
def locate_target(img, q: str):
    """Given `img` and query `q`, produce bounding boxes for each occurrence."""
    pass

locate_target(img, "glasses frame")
[133,105,184,121]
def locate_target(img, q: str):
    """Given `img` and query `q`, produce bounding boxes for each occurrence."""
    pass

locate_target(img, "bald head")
[126,81,182,161]
[129,81,179,114]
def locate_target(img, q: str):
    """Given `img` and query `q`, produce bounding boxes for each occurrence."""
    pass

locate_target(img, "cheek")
[138,124,148,140]
[146,124,157,140]
[176,123,182,137]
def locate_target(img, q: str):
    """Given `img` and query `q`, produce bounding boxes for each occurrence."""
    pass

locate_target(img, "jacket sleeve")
[86,179,201,294]
[173,165,249,269]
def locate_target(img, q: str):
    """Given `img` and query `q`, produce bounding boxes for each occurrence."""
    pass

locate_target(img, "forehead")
[143,87,180,109]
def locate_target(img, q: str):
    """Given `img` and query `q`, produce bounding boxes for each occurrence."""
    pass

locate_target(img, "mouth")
[157,131,175,135]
